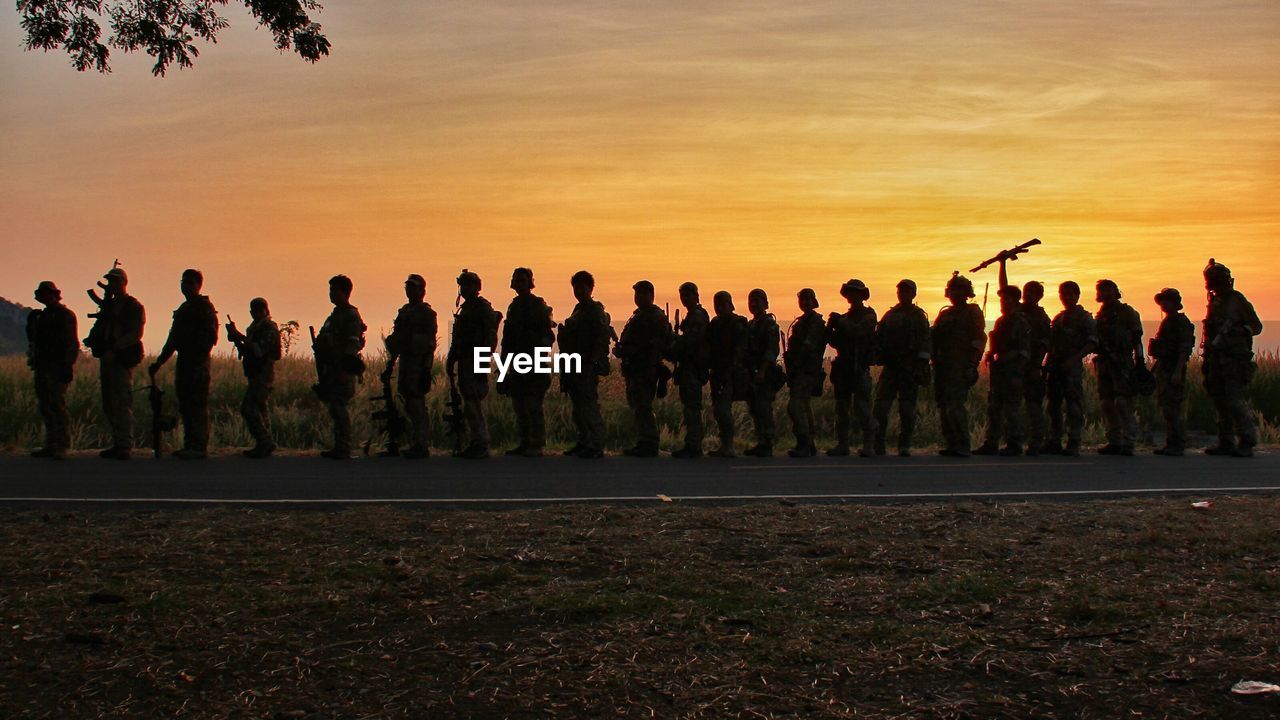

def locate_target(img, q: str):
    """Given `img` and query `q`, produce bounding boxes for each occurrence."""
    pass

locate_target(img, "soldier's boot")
[30,448,56,459]
[1204,441,1236,456]
[1154,446,1183,457]
[873,430,888,457]
[520,446,544,458]
[972,442,999,456]
[623,445,659,458]
[99,447,131,460]
[575,446,605,459]
[998,445,1023,457]
[1062,440,1081,457]
[562,444,585,457]
[825,444,850,457]
[1039,440,1063,455]
[1024,443,1040,457]
[320,449,351,460]
[745,443,773,458]
[788,437,816,458]
[1231,439,1255,458]
[1097,443,1124,455]
[672,446,703,459]
[1120,445,1135,457]
[403,445,430,459]
[897,446,911,458]
[858,431,876,458]
[175,448,207,460]
[459,443,490,460]
[710,436,736,458]
[504,444,528,457]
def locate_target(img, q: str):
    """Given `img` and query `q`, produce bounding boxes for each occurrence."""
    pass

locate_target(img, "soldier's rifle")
[365,368,407,457]
[443,289,468,454]
[86,258,121,315]
[143,367,177,459]
[970,238,1041,274]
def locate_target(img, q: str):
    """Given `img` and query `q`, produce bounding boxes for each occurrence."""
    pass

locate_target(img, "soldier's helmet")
[897,279,917,294]
[678,281,699,297]
[748,288,769,309]
[329,274,353,294]
[840,279,869,300]
[1096,278,1120,299]
[405,273,426,289]
[511,267,534,289]
[1203,259,1232,290]
[457,269,481,289]
[945,272,975,299]
[713,290,733,311]
[36,280,60,296]
[998,284,1022,302]
[103,266,128,284]
[798,287,819,308]
[1154,288,1183,310]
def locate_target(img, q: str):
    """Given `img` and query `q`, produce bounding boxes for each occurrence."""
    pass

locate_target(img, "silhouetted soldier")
[150,269,218,459]
[382,274,437,459]
[84,266,145,460]
[226,297,281,458]
[557,270,612,459]
[447,270,501,459]
[785,288,826,458]
[1202,261,1263,457]
[613,280,672,457]
[27,281,78,459]
[997,257,1051,455]
[669,282,710,458]
[1149,288,1195,456]
[500,267,555,457]
[872,279,930,457]
[931,273,986,457]
[1093,279,1144,456]
[1043,281,1097,456]
[313,275,367,460]
[707,290,748,457]
[974,285,1031,456]
[744,289,782,457]
[826,279,878,457]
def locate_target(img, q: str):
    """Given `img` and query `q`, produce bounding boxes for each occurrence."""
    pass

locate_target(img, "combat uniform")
[978,309,1031,453]
[745,313,782,454]
[314,303,366,457]
[931,303,986,455]
[1094,301,1143,451]
[1149,311,1195,454]
[614,305,672,454]
[872,302,930,455]
[27,302,79,456]
[1021,302,1052,451]
[160,295,219,453]
[827,305,878,455]
[557,299,612,454]
[448,295,501,455]
[784,309,827,455]
[669,304,711,454]
[85,292,145,453]
[1203,289,1263,453]
[707,311,749,454]
[501,293,555,454]
[386,301,437,454]
[236,316,281,452]
[1046,305,1098,453]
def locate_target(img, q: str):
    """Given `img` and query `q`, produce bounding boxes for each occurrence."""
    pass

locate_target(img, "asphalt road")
[0,450,1275,509]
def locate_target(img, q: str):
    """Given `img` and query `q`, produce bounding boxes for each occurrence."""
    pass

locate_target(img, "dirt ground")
[2,498,1278,718]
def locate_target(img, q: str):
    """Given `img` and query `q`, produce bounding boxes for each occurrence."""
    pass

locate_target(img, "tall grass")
[1,352,1276,452]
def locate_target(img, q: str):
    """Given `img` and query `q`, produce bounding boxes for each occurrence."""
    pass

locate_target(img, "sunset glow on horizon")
[2,1,1277,347]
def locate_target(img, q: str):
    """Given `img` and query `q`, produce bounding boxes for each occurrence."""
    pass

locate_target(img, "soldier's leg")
[831,383,852,451]
[978,382,1002,451]
[788,376,814,440]
[329,375,357,456]
[711,382,734,450]
[872,371,894,452]
[1046,375,1064,445]
[1024,373,1046,450]
[1003,378,1024,451]
[103,361,134,451]
[1097,371,1120,445]
[241,377,274,449]
[898,376,920,453]
[626,377,659,451]
[188,360,211,453]
[1204,367,1235,448]
[854,371,877,453]
[1162,375,1188,452]
[944,380,971,453]
[509,392,530,450]
[34,371,54,452]
[1064,371,1085,451]
[463,390,489,451]
[1223,370,1258,450]
[749,384,776,450]
[677,377,704,451]
[1117,389,1136,449]
[175,359,195,450]
[579,377,606,450]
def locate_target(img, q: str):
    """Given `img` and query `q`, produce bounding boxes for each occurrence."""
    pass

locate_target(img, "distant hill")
[0,296,32,356]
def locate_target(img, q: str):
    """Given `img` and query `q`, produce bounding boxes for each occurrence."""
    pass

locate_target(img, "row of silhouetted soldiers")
[24,256,1263,460]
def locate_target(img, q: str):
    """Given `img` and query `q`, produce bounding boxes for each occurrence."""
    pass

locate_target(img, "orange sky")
[2,1,1277,348]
